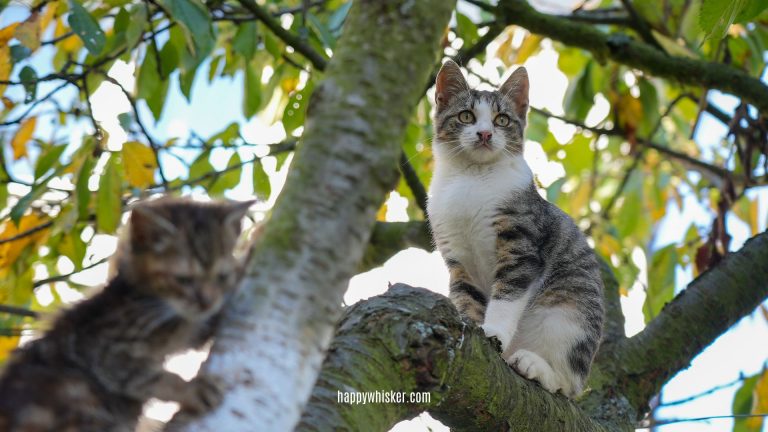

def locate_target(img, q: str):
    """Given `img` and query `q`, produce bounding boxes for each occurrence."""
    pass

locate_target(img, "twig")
[0,221,53,245]
[237,0,328,71]
[619,0,663,51]
[642,413,768,428]
[659,376,744,407]
[0,304,39,318]
[601,150,644,219]
[399,152,428,214]
[33,256,111,288]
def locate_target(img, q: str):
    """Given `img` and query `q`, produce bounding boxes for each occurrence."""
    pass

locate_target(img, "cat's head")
[120,197,254,319]
[433,60,529,165]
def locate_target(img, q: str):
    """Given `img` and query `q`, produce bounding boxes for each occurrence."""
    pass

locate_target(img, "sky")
[2,0,768,430]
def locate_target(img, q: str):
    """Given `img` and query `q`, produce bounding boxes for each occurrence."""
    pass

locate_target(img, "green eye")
[495,114,511,127]
[458,110,475,124]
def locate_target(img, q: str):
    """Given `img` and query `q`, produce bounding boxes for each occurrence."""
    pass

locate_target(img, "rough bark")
[496,0,768,113]
[176,1,455,430]
[301,231,768,431]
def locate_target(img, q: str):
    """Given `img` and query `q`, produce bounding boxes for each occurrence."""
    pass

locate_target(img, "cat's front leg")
[149,371,224,414]
[446,258,487,324]
[481,283,531,353]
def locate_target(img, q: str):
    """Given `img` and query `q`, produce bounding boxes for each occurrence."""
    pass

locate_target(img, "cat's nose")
[477,130,492,142]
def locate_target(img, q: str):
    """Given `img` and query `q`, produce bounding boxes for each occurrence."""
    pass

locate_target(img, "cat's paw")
[181,375,224,415]
[481,323,511,352]
[507,349,561,394]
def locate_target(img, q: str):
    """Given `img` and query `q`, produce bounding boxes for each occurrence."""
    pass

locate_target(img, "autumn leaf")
[0,213,51,270]
[15,11,42,52]
[0,335,21,364]
[746,368,768,430]
[516,34,542,64]
[11,117,37,160]
[122,141,157,188]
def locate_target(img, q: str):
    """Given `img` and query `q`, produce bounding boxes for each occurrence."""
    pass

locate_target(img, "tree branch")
[236,0,329,71]
[299,284,621,431]
[616,230,768,414]
[496,0,768,113]
[0,305,38,319]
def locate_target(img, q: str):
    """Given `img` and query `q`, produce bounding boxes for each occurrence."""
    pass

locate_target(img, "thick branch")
[299,284,619,431]
[616,230,768,414]
[361,221,432,271]
[497,0,768,113]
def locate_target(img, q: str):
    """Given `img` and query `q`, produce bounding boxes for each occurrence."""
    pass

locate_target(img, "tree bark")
[175,1,455,430]
[301,231,768,431]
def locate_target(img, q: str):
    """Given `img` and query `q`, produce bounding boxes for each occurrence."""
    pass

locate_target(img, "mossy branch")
[496,0,768,113]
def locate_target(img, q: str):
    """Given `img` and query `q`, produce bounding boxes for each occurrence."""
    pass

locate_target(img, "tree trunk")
[175,1,455,430]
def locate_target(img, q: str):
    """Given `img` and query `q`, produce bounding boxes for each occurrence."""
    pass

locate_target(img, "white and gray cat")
[427,60,604,397]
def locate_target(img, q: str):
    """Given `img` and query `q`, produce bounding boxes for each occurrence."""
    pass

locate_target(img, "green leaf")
[328,2,352,31]
[243,60,262,119]
[158,0,213,56]
[96,154,123,233]
[136,45,169,121]
[19,66,37,103]
[252,159,270,200]
[10,44,32,63]
[9,178,48,225]
[307,13,336,50]
[614,171,643,238]
[263,30,281,59]
[208,152,242,196]
[283,81,315,135]
[699,0,748,40]
[125,4,147,48]
[526,110,548,143]
[735,0,768,23]
[643,244,678,323]
[209,122,240,146]
[34,144,67,179]
[637,78,660,137]
[563,61,594,122]
[189,150,213,182]
[58,228,86,271]
[75,156,95,221]
[67,0,106,55]
[158,40,179,79]
[232,21,258,59]
[561,134,592,175]
[733,374,760,432]
[455,13,479,46]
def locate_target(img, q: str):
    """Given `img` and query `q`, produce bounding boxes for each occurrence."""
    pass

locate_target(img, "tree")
[0,0,767,430]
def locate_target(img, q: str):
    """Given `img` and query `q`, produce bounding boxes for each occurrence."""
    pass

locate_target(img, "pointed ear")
[499,67,529,120]
[223,200,255,236]
[435,60,469,111]
[129,205,178,252]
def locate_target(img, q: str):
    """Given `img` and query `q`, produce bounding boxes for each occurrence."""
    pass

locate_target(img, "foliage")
[0,0,767,428]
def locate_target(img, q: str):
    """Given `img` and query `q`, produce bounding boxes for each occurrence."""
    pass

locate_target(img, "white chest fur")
[427,155,532,294]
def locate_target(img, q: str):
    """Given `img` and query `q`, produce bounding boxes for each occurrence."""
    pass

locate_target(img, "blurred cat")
[0,197,253,431]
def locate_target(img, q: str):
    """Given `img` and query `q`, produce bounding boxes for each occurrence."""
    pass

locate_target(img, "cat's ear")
[223,200,255,235]
[499,67,529,120]
[435,60,468,111]
[130,205,178,252]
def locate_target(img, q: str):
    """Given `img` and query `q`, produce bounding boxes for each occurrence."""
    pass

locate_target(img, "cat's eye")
[494,114,511,127]
[457,110,475,124]
[174,275,194,285]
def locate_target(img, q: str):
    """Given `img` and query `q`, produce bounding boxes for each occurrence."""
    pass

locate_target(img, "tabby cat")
[0,197,252,431]
[427,60,604,397]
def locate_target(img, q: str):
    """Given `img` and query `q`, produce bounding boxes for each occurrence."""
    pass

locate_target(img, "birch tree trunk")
[176,1,455,430]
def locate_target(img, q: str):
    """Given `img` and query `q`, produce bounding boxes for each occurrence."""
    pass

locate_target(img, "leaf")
[733,374,760,432]
[252,159,270,200]
[124,4,147,48]
[699,0,748,41]
[0,45,9,98]
[34,144,67,179]
[307,13,336,50]
[75,155,95,221]
[328,1,352,30]
[122,141,157,188]
[243,60,262,119]
[136,45,169,121]
[189,150,213,182]
[157,0,213,56]
[561,134,593,175]
[19,66,37,103]
[735,0,768,23]
[232,21,258,59]
[643,244,678,323]
[58,228,86,271]
[208,152,242,196]
[745,369,768,430]
[11,117,36,160]
[96,154,123,233]
[516,34,542,64]
[733,197,760,236]
[0,213,51,270]
[15,11,42,52]
[67,0,106,55]
[563,61,594,122]
[209,122,240,146]
[283,81,315,135]
[614,171,643,238]
[455,13,478,46]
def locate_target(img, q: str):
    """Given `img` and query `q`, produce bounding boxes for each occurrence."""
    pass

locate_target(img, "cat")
[426,60,604,398]
[0,197,253,431]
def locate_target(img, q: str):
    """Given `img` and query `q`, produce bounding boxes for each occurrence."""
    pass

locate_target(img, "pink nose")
[477,131,492,142]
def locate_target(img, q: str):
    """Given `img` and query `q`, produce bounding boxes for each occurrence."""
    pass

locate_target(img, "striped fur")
[427,61,604,397]
[0,198,252,431]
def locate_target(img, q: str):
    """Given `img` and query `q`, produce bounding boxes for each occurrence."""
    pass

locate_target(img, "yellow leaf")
[122,141,158,188]
[39,2,58,35]
[15,12,42,52]
[569,181,591,217]
[0,46,9,98]
[11,117,37,160]
[747,369,768,429]
[55,18,81,54]
[0,213,51,270]
[0,23,19,43]
[281,77,300,94]
[516,34,542,64]
[598,234,621,257]
[494,27,516,67]
[376,201,388,222]
[748,199,759,236]
[0,335,21,363]
[616,94,643,132]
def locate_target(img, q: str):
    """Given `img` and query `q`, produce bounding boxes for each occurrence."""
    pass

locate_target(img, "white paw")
[507,349,561,394]
[481,322,512,352]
